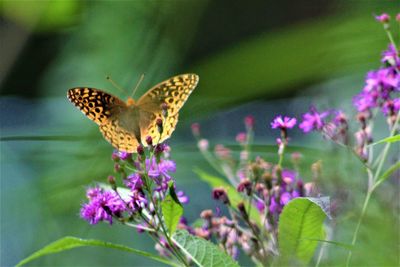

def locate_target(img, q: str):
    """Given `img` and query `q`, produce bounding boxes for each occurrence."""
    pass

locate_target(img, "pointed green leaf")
[373,161,400,189]
[278,197,330,265]
[172,230,239,267]
[368,134,400,147]
[16,236,177,267]
[161,185,184,235]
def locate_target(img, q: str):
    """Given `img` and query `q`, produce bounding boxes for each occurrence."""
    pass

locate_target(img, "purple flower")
[146,158,176,180]
[128,191,148,212]
[271,116,297,130]
[382,98,400,116]
[80,188,126,225]
[236,132,247,144]
[299,107,329,133]
[353,91,377,112]
[124,173,143,191]
[381,44,400,66]
[255,199,265,213]
[280,192,292,205]
[375,13,390,23]
[269,197,280,214]
[281,169,296,185]
[112,150,131,161]
[177,190,189,204]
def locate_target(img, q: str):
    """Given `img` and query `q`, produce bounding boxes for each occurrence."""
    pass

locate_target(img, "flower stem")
[346,112,399,266]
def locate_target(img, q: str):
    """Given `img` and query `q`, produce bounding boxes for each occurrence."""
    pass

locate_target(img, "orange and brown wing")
[67,87,125,125]
[68,87,140,152]
[137,74,198,143]
[99,119,140,153]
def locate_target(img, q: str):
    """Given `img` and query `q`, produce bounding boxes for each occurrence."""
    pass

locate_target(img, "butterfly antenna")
[131,73,145,98]
[106,75,128,97]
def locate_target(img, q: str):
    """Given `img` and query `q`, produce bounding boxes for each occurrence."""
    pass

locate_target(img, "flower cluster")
[80,143,185,226]
[298,22,399,160]
[79,105,192,267]
[190,116,318,263]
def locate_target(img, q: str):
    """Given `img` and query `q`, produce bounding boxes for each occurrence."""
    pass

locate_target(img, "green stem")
[345,189,372,266]
[346,112,399,266]
[385,28,397,49]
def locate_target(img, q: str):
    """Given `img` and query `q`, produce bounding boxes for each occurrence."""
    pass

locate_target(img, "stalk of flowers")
[298,13,399,266]
[80,105,191,266]
[190,116,318,265]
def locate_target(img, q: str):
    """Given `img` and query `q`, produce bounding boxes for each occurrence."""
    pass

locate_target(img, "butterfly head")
[127,97,136,106]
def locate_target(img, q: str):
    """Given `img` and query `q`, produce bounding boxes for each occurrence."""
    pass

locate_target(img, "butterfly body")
[67,74,199,153]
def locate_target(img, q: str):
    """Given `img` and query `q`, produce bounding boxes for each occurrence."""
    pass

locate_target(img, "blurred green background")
[1,0,399,266]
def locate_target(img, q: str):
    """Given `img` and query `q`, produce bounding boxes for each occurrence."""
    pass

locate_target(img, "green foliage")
[0,0,79,31]
[368,134,400,147]
[172,230,239,267]
[16,236,176,267]
[161,185,184,235]
[278,197,330,265]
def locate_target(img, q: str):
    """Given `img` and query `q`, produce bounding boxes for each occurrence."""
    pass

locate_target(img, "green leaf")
[16,236,177,267]
[373,162,400,189]
[300,238,353,250]
[278,197,330,265]
[161,185,184,235]
[368,134,400,147]
[194,169,261,225]
[172,230,239,267]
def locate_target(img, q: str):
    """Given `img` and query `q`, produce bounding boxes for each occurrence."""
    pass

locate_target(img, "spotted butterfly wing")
[137,74,199,144]
[67,88,141,152]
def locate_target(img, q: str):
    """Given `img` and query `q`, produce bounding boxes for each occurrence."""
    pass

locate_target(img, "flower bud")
[244,115,255,129]
[156,118,163,134]
[191,123,200,136]
[136,144,144,155]
[375,13,390,23]
[237,202,248,220]
[237,179,252,196]
[212,187,230,205]
[145,135,153,146]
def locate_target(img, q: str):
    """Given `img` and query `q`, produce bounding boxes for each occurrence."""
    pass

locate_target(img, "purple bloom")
[280,192,292,205]
[177,190,189,204]
[80,188,126,225]
[375,13,390,23]
[299,107,329,133]
[353,91,377,112]
[255,199,265,213]
[146,158,176,180]
[112,150,131,161]
[271,116,297,129]
[236,132,247,144]
[381,44,400,66]
[382,98,400,116]
[128,191,148,212]
[269,197,280,214]
[281,169,296,185]
[124,173,144,191]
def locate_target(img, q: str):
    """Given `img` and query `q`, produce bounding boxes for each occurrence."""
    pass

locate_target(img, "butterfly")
[67,73,199,153]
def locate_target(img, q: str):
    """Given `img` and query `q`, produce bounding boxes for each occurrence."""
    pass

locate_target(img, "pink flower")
[271,116,297,130]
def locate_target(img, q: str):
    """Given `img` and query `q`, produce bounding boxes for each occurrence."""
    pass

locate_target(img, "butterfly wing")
[137,74,198,143]
[67,87,140,152]
[99,119,140,153]
[67,87,126,125]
